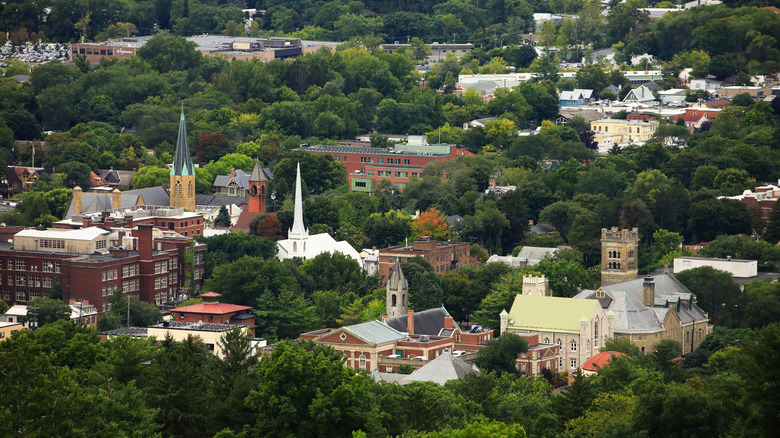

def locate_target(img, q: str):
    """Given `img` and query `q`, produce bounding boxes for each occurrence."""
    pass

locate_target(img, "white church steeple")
[288,162,309,245]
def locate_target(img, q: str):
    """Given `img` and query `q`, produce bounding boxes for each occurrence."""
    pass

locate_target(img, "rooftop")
[15,227,110,241]
[344,320,408,345]
[299,144,454,157]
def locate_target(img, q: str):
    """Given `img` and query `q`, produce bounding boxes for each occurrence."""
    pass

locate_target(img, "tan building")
[500,294,613,373]
[0,321,22,341]
[522,274,551,296]
[590,119,658,146]
[601,227,639,286]
[170,109,196,212]
[575,274,711,355]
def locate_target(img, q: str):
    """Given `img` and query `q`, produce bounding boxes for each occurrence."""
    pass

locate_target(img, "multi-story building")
[590,119,658,147]
[376,237,478,279]
[0,224,206,311]
[53,204,205,238]
[297,136,473,193]
[721,183,779,223]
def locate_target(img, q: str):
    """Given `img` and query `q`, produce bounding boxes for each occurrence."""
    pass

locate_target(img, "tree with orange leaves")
[411,208,450,241]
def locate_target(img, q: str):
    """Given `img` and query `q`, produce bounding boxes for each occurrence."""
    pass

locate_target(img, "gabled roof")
[250,160,273,182]
[195,194,247,207]
[582,351,626,372]
[623,85,656,102]
[64,192,142,219]
[125,186,170,206]
[384,307,460,336]
[231,211,261,232]
[171,109,195,177]
[516,246,558,265]
[401,352,478,385]
[344,320,407,345]
[506,295,602,334]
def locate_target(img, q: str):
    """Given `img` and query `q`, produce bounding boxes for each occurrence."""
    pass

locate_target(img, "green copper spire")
[171,106,194,176]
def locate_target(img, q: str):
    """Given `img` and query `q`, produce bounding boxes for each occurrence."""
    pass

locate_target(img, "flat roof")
[675,256,756,264]
[300,145,453,157]
[15,227,110,240]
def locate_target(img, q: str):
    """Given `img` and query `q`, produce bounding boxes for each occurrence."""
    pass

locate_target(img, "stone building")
[170,109,196,212]
[522,274,551,296]
[601,227,639,286]
[385,258,408,318]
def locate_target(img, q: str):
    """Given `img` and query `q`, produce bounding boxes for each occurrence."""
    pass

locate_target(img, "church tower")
[287,162,309,255]
[170,107,196,211]
[386,257,408,318]
[248,160,267,214]
[600,227,639,286]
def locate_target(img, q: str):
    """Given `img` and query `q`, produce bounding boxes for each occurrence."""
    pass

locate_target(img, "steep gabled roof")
[171,108,194,177]
[401,352,478,385]
[384,307,460,336]
[506,295,602,334]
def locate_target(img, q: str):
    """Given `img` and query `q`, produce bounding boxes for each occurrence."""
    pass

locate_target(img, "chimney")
[643,276,655,307]
[118,230,125,245]
[231,168,235,178]
[126,216,133,228]
[137,223,154,260]
[407,310,415,335]
[73,186,82,215]
[444,316,454,330]
[82,216,92,228]
[112,189,121,209]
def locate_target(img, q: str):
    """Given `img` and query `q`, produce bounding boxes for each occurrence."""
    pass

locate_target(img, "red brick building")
[513,331,561,377]
[297,136,473,193]
[53,204,205,238]
[0,224,206,311]
[377,237,478,279]
[721,184,780,224]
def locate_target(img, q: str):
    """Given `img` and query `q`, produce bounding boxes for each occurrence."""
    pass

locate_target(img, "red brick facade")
[377,238,478,279]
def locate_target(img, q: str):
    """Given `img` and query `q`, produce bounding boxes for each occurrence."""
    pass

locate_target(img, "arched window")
[544,337,550,344]
[187,181,194,196]
[594,317,599,347]
[250,186,257,196]
[293,242,297,252]
[174,180,183,197]
[260,186,265,196]
[391,294,397,307]
[570,340,577,352]
[402,294,406,306]
[617,262,621,269]
[358,354,367,370]
[617,251,621,258]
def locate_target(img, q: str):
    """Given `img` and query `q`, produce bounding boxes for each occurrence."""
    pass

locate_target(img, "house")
[623,85,657,103]
[0,305,29,328]
[360,248,380,276]
[212,166,273,198]
[463,117,498,130]
[68,299,99,327]
[513,330,562,376]
[560,89,595,106]
[658,89,688,106]
[500,294,612,373]
[673,256,757,278]
[575,274,711,355]
[276,163,363,267]
[96,169,136,188]
[690,78,722,91]
[5,166,40,195]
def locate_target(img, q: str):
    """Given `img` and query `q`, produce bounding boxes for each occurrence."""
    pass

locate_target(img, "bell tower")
[600,227,639,286]
[170,107,196,212]
[386,258,408,318]
[248,160,267,214]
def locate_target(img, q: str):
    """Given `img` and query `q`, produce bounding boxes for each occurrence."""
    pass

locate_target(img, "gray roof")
[97,169,136,186]
[402,353,479,385]
[125,186,170,207]
[195,194,247,206]
[250,160,273,182]
[558,109,605,123]
[212,167,273,190]
[529,223,556,234]
[172,110,194,176]
[345,320,407,345]
[384,307,460,336]
[64,192,141,219]
[101,327,149,336]
[516,246,558,265]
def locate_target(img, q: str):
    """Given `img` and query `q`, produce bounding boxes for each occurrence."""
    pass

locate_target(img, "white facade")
[674,256,757,278]
[276,163,363,268]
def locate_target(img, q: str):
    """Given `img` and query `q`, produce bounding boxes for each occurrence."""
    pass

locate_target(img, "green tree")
[136,35,202,74]
[402,257,445,310]
[676,266,741,326]
[473,270,527,330]
[475,333,529,375]
[213,205,232,228]
[25,296,71,328]
[132,166,170,189]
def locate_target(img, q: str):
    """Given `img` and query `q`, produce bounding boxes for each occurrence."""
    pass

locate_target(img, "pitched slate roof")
[64,192,142,219]
[125,186,170,206]
[506,295,602,334]
[516,246,558,265]
[402,352,479,385]
[171,109,194,177]
[195,194,247,207]
[384,307,460,336]
[345,320,407,345]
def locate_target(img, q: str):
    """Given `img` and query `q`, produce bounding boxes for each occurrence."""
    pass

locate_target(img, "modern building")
[276,163,363,267]
[0,223,206,311]
[576,274,711,355]
[500,294,613,373]
[376,237,477,279]
[298,136,473,193]
[673,256,757,278]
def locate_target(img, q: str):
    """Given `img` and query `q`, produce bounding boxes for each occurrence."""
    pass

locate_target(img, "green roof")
[506,294,601,334]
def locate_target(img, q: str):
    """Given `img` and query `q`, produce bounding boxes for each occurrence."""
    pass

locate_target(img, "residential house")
[556,109,605,126]
[560,89,595,106]
[96,169,136,188]
[590,119,658,146]
[513,330,562,376]
[5,166,40,196]
[690,78,722,91]
[212,167,273,198]
[623,85,657,103]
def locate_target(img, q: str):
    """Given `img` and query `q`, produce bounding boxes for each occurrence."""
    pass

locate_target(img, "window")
[16,290,25,302]
[15,259,25,271]
[368,157,374,163]
[570,340,577,351]
[31,275,40,287]
[367,171,374,176]
[16,275,25,286]
[95,239,107,250]
[39,240,65,249]
[355,181,367,188]
[359,354,367,370]
[378,158,384,164]
[404,159,410,165]
[42,261,54,272]
[102,269,117,281]
[206,343,215,351]
[54,261,61,273]
[570,358,577,369]
[594,317,599,347]
[335,156,340,161]
[154,277,162,289]
[360,157,367,163]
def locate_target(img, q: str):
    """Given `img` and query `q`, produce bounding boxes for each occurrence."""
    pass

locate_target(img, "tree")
[25,297,71,328]
[246,340,372,437]
[300,252,368,296]
[213,205,231,228]
[402,257,445,310]
[132,166,170,189]
[136,35,202,74]
[535,257,598,297]
[473,271,527,330]
[676,267,740,326]
[411,208,450,241]
[364,210,412,248]
[475,333,529,375]
[249,214,284,241]
[529,52,560,83]
[539,201,586,241]
[686,199,752,243]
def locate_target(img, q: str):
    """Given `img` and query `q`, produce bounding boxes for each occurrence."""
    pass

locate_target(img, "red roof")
[231,211,261,232]
[171,302,252,315]
[582,351,626,372]
[200,292,222,298]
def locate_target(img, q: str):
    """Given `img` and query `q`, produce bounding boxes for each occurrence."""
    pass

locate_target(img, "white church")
[276,163,364,268]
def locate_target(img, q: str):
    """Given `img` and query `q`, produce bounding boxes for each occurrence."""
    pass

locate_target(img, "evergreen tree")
[214,205,232,228]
